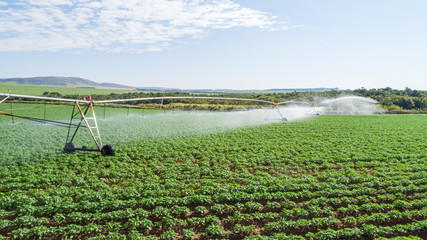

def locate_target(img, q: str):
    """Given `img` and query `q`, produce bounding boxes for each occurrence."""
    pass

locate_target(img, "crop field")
[0,106,426,239]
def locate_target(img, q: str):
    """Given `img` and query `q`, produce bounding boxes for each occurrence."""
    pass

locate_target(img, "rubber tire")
[101,144,115,157]
[282,117,288,122]
[64,142,76,153]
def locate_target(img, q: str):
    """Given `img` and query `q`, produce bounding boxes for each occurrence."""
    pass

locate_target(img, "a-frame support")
[64,101,114,156]
[275,104,288,121]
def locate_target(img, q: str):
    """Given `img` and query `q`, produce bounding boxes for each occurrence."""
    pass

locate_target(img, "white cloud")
[26,0,73,6]
[0,0,284,52]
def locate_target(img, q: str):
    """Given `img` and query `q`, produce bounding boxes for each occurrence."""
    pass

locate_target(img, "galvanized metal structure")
[0,93,116,156]
[0,92,312,156]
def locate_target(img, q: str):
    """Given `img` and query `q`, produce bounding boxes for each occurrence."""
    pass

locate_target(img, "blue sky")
[0,0,426,90]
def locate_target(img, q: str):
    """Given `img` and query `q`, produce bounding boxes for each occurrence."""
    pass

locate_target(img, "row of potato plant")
[0,112,426,239]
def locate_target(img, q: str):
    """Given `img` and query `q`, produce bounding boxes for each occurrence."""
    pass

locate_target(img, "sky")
[0,0,426,90]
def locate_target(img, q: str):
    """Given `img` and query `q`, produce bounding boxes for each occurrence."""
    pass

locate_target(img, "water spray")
[0,92,382,160]
[318,96,384,115]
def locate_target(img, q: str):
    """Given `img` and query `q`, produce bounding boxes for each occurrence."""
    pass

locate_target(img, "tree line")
[41,87,427,112]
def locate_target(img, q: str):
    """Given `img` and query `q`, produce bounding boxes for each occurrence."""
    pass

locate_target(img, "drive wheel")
[101,144,115,157]
[64,142,76,153]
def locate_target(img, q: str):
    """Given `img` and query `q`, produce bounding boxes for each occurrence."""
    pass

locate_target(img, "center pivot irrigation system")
[0,93,318,156]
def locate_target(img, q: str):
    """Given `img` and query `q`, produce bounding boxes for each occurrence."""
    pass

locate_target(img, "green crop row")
[0,112,426,239]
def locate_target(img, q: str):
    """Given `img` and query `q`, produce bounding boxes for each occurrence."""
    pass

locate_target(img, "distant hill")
[0,77,135,89]
[0,77,338,93]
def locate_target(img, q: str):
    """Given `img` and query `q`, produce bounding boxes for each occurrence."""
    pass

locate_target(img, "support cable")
[65,104,77,146]
[9,92,14,125]
[0,112,80,128]
[44,101,47,125]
